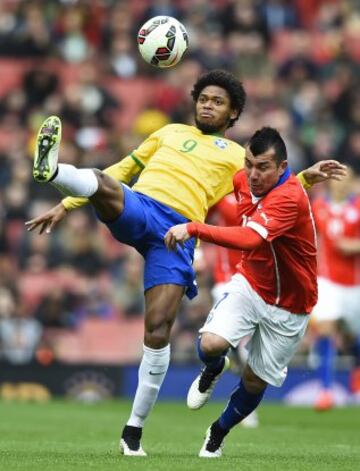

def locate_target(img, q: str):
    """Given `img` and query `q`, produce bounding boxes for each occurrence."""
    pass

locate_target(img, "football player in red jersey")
[206,196,259,428]
[311,168,360,410]
[165,127,318,458]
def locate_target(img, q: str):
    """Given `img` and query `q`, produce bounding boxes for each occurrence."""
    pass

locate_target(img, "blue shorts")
[103,184,197,299]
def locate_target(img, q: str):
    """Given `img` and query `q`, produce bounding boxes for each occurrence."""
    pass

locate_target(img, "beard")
[195,116,226,135]
[195,115,230,134]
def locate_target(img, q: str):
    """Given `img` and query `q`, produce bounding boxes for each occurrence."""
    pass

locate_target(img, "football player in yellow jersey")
[25,70,346,457]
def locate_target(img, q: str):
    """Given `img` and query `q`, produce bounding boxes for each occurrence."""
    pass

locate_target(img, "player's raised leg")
[120,284,184,456]
[30,115,125,225]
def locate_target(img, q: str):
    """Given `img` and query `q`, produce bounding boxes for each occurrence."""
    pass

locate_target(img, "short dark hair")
[191,69,246,128]
[248,127,287,165]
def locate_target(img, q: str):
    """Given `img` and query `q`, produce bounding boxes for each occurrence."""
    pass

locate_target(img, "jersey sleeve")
[187,222,263,250]
[246,190,299,242]
[61,129,163,211]
[296,171,312,190]
[131,130,162,167]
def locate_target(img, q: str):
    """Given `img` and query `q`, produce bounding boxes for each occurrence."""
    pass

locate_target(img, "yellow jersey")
[62,124,246,222]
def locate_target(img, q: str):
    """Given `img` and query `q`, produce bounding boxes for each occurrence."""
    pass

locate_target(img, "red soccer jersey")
[233,170,318,313]
[212,194,243,283]
[312,196,360,285]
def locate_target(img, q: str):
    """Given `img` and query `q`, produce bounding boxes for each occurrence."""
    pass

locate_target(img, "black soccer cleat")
[187,356,230,409]
[119,425,147,457]
[199,421,228,458]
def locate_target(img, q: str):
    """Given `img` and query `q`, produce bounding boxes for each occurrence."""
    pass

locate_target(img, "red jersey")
[189,170,318,313]
[232,171,318,313]
[212,194,243,283]
[312,196,360,285]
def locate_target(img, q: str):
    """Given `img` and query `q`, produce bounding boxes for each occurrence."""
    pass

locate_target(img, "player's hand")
[164,224,191,251]
[25,202,67,234]
[302,160,347,185]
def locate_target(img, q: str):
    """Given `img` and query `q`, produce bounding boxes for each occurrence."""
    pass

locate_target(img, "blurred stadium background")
[0,0,360,406]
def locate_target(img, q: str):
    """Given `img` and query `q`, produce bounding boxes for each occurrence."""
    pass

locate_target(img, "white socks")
[127,344,170,428]
[51,164,99,197]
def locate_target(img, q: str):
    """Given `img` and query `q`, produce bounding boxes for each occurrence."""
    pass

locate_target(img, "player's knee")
[144,330,169,349]
[201,333,228,357]
[144,318,171,349]
[90,170,124,217]
[242,365,267,394]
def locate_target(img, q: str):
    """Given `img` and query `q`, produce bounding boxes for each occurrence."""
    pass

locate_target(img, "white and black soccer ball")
[137,16,189,68]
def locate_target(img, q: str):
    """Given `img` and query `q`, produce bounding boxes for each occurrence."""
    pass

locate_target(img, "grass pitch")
[0,400,359,471]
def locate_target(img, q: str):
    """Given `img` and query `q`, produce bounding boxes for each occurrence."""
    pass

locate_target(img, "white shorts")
[312,277,360,333]
[199,274,310,387]
[211,282,230,305]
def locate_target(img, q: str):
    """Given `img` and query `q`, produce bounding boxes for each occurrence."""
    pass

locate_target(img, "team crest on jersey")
[214,138,228,150]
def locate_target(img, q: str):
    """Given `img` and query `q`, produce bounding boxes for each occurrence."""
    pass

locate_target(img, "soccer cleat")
[314,390,335,411]
[187,356,230,410]
[33,115,62,182]
[119,425,147,457]
[199,422,228,458]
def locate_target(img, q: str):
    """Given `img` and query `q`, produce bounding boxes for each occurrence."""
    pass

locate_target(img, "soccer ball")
[137,16,189,68]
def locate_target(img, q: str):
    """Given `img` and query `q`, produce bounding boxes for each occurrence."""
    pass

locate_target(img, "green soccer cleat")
[33,115,62,182]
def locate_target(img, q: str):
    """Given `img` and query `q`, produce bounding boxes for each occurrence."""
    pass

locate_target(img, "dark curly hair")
[191,69,246,128]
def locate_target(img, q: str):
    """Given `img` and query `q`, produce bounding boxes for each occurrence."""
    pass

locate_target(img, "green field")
[0,400,359,471]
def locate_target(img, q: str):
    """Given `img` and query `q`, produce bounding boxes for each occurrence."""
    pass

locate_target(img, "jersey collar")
[273,165,291,189]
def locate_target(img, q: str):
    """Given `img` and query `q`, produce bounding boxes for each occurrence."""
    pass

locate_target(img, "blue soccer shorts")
[102,184,198,299]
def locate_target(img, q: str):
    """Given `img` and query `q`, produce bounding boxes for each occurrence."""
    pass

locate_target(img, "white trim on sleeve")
[247,221,268,239]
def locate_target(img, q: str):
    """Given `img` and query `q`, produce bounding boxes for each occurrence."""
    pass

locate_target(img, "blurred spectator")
[311,168,360,410]
[111,251,145,318]
[227,30,274,78]
[0,2,52,57]
[33,287,80,328]
[108,34,138,79]
[0,287,43,364]
[261,0,298,32]
[0,285,17,320]
[22,65,60,110]
[337,127,360,174]
[61,61,120,129]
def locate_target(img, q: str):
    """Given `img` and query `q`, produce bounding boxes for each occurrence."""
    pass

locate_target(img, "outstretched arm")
[298,160,347,189]
[164,222,263,251]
